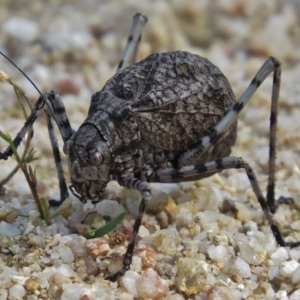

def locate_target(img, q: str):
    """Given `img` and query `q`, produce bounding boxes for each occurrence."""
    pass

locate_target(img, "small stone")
[137,268,169,299]
[67,236,87,257]
[157,210,169,228]
[131,256,142,274]
[56,264,76,278]
[57,245,75,264]
[134,246,157,270]
[152,228,181,256]
[96,199,126,219]
[175,257,209,295]
[207,245,229,260]
[292,266,300,284]
[28,235,46,248]
[3,17,39,42]
[268,266,279,280]
[0,235,12,248]
[290,249,300,261]
[280,260,299,277]
[61,283,84,299]
[121,270,140,297]
[25,276,41,291]
[234,257,251,278]
[0,221,21,236]
[146,192,176,214]
[117,292,134,300]
[270,247,289,265]
[9,284,26,299]
[0,205,12,221]
[54,75,81,95]
[0,289,8,300]
[207,286,242,300]
[290,289,300,300]
[85,239,110,259]
[84,257,98,276]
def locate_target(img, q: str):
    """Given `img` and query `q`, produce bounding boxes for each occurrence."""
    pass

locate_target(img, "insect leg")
[45,112,68,206]
[105,178,151,281]
[155,156,300,248]
[0,91,50,160]
[179,57,281,212]
[116,13,148,72]
[44,91,75,205]
[44,91,74,144]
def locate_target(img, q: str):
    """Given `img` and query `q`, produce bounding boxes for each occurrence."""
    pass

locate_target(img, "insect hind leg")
[179,57,283,213]
[155,157,300,248]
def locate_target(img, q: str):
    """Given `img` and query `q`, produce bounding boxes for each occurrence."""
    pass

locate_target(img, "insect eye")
[89,152,102,166]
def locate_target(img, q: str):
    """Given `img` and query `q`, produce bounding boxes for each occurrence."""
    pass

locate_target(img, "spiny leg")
[105,178,151,281]
[266,63,280,213]
[117,13,148,72]
[154,157,300,248]
[0,92,50,159]
[0,89,73,205]
[179,56,281,213]
[43,91,74,205]
[45,112,68,206]
[44,91,74,144]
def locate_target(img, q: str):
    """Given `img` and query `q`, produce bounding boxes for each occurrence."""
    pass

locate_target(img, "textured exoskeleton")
[66,51,238,202]
[1,13,300,282]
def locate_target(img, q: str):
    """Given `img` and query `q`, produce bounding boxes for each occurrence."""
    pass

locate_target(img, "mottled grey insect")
[1,13,300,281]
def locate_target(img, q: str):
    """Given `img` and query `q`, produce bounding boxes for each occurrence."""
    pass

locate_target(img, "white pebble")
[270,247,289,265]
[131,256,142,273]
[10,197,21,209]
[290,249,300,261]
[58,245,75,264]
[0,289,8,300]
[290,289,300,300]
[268,266,279,280]
[57,264,75,277]
[275,290,288,300]
[0,221,21,237]
[207,245,229,260]
[280,260,299,277]
[235,257,251,278]
[292,266,300,284]
[61,283,83,300]
[138,226,150,238]
[96,199,126,219]
[121,270,140,297]
[168,294,185,300]
[137,268,169,299]
[3,17,39,43]
[9,284,26,299]
[118,292,134,300]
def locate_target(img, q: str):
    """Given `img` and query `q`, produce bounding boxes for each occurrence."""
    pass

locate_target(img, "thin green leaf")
[0,130,22,164]
[85,212,127,239]
[50,198,72,219]
[40,198,51,226]
[14,87,28,119]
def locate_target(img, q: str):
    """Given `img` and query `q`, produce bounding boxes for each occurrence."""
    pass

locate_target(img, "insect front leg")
[0,91,50,160]
[42,91,75,205]
[105,177,151,282]
[0,89,73,206]
[155,157,300,249]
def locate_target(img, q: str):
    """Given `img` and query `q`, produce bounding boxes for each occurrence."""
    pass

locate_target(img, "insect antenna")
[0,51,44,98]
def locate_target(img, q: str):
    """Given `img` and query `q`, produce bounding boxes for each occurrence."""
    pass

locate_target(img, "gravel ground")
[1,1,300,299]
